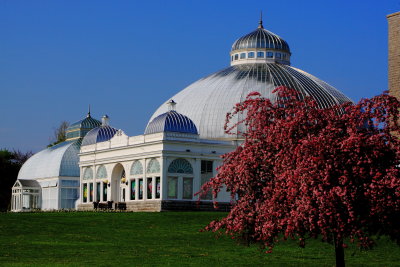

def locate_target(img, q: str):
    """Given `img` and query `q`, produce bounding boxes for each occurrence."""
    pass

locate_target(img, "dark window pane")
[83,183,87,203]
[147,178,153,199]
[139,179,143,200]
[130,179,136,200]
[89,183,93,202]
[156,177,161,199]
[96,182,101,202]
[103,182,107,201]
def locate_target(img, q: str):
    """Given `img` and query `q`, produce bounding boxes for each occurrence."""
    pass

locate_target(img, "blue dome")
[81,126,118,146]
[145,111,198,135]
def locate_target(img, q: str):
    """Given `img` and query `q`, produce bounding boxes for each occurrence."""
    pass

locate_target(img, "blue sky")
[1,0,399,152]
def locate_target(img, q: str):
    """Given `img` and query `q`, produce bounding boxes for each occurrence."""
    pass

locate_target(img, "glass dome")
[149,63,352,140]
[149,16,352,141]
[18,139,82,180]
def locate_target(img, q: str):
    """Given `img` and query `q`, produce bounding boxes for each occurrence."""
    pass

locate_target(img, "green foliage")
[0,149,32,211]
[0,212,398,266]
[48,121,69,147]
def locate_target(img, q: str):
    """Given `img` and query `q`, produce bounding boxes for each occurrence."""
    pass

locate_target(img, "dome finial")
[167,99,177,111]
[258,11,264,29]
[87,104,91,118]
[102,115,109,126]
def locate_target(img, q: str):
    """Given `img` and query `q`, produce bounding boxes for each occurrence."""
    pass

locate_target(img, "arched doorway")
[110,163,126,203]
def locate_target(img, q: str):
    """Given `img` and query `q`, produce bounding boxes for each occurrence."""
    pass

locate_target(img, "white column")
[161,157,168,200]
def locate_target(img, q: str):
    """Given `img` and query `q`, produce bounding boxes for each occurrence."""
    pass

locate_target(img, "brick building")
[388,12,400,98]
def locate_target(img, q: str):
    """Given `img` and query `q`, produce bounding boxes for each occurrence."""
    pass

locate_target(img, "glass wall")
[61,188,78,209]
[60,180,79,209]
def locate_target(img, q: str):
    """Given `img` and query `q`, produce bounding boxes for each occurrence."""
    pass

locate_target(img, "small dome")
[81,125,118,146]
[66,113,101,140]
[231,28,290,52]
[231,21,290,53]
[145,110,198,135]
[230,18,291,66]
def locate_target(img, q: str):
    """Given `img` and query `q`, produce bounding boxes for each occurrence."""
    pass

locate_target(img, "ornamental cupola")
[65,108,102,141]
[230,13,291,66]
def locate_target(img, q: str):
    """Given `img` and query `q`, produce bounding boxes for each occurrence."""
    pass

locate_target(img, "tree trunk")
[334,235,345,267]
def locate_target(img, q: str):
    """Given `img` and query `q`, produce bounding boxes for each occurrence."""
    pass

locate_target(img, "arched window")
[240,53,246,59]
[248,52,255,58]
[96,165,107,179]
[83,167,93,180]
[147,158,160,174]
[168,159,193,174]
[130,161,143,175]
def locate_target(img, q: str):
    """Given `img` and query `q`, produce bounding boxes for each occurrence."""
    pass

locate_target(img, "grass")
[0,212,399,266]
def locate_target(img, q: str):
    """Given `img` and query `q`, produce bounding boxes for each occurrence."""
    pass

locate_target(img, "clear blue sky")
[1,0,399,152]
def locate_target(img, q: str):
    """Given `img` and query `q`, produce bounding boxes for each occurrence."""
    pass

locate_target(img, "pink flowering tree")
[199,87,400,267]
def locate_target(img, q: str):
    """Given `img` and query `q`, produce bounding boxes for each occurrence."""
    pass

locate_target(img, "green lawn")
[0,212,398,266]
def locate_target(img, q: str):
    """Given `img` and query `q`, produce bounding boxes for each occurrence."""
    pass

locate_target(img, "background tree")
[48,121,69,147]
[200,87,400,267]
[0,149,33,211]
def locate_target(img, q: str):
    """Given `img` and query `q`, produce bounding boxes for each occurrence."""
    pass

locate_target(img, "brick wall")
[388,12,400,98]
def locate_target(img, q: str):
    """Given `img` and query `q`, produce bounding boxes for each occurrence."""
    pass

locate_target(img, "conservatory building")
[10,113,102,211]
[13,18,352,212]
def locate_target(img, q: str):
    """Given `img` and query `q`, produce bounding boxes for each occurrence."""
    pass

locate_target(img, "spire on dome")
[258,11,264,29]
[87,104,91,118]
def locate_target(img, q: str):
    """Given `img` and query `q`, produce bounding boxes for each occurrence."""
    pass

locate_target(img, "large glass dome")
[148,20,352,141]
